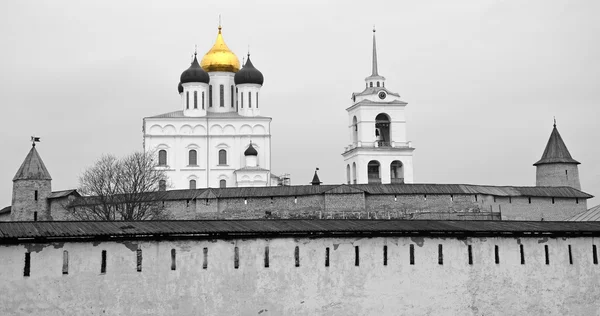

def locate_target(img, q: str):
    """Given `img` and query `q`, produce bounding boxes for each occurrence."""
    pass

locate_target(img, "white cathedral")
[143,25,414,189]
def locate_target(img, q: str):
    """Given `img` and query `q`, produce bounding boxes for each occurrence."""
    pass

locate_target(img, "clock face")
[378,91,386,100]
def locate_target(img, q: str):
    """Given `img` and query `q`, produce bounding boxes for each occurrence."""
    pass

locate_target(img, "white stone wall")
[1,235,599,315]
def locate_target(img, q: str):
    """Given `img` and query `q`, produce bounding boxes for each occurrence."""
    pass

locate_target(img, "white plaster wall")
[181,82,208,116]
[207,72,236,113]
[237,83,261,117]
[1,236,600,315]
[343,149,414,184]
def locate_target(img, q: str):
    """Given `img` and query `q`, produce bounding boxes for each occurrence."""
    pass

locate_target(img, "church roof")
[534,124,580,166]
[145,110,270,119]
[13,146,52,181]
[311,170,322,185]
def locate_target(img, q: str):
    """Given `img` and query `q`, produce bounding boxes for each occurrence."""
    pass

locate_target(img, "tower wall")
[11,179,51,221]
[536,163,581,190]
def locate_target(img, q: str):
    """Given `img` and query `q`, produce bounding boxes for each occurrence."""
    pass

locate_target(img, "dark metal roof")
[534,125,580,165]
[13,146,52,181]
[2,220,600,242]
[180,55,210,84]
[0,206,10,215]
[48,189,80,199]
[234,55,264,85]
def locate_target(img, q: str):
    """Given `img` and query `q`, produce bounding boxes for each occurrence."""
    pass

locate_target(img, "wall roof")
[2,220,600,242]
[568,204,600,221]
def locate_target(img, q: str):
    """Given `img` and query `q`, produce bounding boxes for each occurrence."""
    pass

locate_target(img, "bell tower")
[342,28,415,185]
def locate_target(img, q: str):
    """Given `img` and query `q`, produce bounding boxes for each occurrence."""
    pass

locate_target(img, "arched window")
[202,91,205,109]
[219,85,225,107]
[189,179,196,189]
[248,92,252,108]
[218,149,227,165]
[377,81,380,87]
[186,92,189,109]
[236,87,239,109]
[352,162,357,184]
[219,179,226,188]
[158,150,167,166]
[231,85,234,108]
[346,164,351,184]
[193,91,198,109]
[189,150,197,166]
[369,82,373,87]
[209,85,213,107]
[241,91,244,108]
[367,160,381,184]
[375,113,391,147]
[256,92,259,108]
[390,160,404,184]
[352,116,358,143]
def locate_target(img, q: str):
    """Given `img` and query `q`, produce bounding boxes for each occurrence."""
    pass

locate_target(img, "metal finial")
[247,44,250,56]
[553,116,556,128]
[194,45,197,56]
[31,136,40,147]
[218,14,222,31]
[373,25,376,32]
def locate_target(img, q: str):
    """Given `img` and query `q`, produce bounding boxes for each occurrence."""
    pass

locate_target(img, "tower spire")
[371,26,378,77]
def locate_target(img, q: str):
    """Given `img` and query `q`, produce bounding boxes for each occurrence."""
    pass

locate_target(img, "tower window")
[249,92,252,108]
[186,91,189,109]
[189,149,197,166]
[377,81,380,87]
[193,91,197,109]
[231,85,234,108]
[158,150,167,166]
[209,85,213,107]
[219,179,226,188]
[189,180,196,190]
[34,190,38,201]
[369,82,373,87]
[202,91,205,109]
[256,92,259,108]
[241,91,244,108]
[218,149,227,165]
[219,85,224,107]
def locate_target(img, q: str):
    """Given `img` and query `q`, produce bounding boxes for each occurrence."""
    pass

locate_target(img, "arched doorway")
[367,160,381,184]
[390,160,404,184]
[375,113,390,147]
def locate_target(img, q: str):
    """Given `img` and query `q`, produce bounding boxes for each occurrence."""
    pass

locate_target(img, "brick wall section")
[492,196,588,221]
[536,164,581,190]
[48,196,78,221]
[11,180,51,221]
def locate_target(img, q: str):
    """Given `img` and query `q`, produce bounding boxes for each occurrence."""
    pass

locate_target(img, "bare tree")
[69,151,167,220]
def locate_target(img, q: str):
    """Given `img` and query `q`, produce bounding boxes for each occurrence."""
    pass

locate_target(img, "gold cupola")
[201,26,240,73]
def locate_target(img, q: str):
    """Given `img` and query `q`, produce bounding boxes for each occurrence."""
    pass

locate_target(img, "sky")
[1,0,599,207]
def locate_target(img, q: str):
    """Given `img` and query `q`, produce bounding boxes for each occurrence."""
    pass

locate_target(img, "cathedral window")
[189,150,197,166]
[218,149,227,165]
[377,81,380,87]
[241,92,244,108]
[209,85,213,107]
[257,92,259,108]
[369,82,373,87]
[158,150,167,166]
[193,91,198,109]
[202,91,205,109]
[220,179,226,188]
[219,85,224,107]
[236,88,239,109]
[186,91,189,109]
[189,180,196,190]
[231,85,234,108]
[248,92,252,108]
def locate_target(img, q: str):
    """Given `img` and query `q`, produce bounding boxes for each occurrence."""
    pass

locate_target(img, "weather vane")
[30,136,40,147]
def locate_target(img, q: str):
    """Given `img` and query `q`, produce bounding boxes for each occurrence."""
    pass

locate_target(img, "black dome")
[177,82,183,94]
[244,143,258,156]
[234,55,264,85]
[180,56,210,84]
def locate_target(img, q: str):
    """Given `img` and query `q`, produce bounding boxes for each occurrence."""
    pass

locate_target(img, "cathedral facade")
[143,25,273,190]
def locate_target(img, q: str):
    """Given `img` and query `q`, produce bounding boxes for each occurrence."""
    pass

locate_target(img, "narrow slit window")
[101,250,107,274]
[568,245,573,265]
[410,244,415,265]
[249,92,252,108]
[234,247,239,269]
[438,244,443,265]
[544,245,550,265]
[62,250,69,275]
[520,244,525,265]
[136,249,142,272]
[219,84,224,107]
[295,246,300,267]
[552,197,555,204]
[230,85,234,108]
[171,249,176,271]
[194,91,197,109]
[34,190,38,201]
[325,247,330,267]
[33,212,37,221]
[186,91,189,109]
[257,92,259,108]
[24,252,31,277]
[494,245,499,264]
[468,245,473,265]
[528,197,531,204]
[576,198,579,204]
[264,247,269,268]
[355,246,359,266]
[209,85,213,107]
[203,247,208,269]
[593,245,598,264]
[450,195,453,202]
[474,195,478,202]
[509,197,512,203]
[202,91,205,109]
[241,92,244,108]
[383,245,388,266]
[493,196,496,203]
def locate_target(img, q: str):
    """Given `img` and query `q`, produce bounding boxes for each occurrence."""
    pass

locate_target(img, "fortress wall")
[494,196,587,221]
[1,235,599,315]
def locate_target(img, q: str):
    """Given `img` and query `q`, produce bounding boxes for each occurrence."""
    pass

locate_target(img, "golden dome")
[201,26,240,73]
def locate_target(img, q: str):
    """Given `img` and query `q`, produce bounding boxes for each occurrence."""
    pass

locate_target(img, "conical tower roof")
[13,145,52,181]
[311,169,322,185]
[534,124,580,166]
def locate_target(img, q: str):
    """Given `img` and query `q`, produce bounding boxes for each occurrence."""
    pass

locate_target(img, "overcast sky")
[1,0,598,207]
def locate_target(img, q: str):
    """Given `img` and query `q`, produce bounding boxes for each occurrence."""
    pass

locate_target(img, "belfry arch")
[390,160,404,184]
[375,113,390,147]
[352,116,358,143]
[367,160,381,184]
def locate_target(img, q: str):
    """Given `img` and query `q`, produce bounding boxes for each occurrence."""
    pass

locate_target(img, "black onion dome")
[244,143,258,156]
[180,56,210,84]
[234,55,264,85]
[177,82,183,94]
